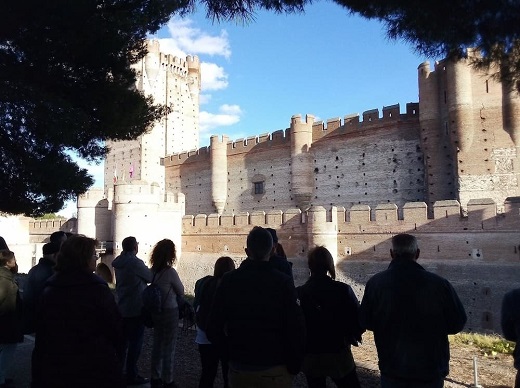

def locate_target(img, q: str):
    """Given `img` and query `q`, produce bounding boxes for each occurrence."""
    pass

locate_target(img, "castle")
[3,41,520,333]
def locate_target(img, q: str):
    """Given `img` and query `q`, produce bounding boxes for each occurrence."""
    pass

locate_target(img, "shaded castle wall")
[177,199,520,333]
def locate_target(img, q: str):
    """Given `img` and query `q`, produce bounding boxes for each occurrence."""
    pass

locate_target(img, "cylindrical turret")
[307,206,338,262]
[447,57,474,152]
[502,75,520,146]
[210,135,229,214]
[418,60,454,207]
[187,55,201,95]
[77,188,111,241]
[291,114,314,211]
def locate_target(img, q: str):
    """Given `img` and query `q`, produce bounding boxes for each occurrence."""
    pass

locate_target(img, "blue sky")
[60,2,434,217]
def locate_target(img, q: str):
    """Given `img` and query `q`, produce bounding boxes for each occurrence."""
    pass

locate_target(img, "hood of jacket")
[112,251,137,269]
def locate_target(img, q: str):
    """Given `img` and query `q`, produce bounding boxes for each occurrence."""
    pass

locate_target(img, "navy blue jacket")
[501,288,520,369]
[360,259,467,381]
[206,258,306,374]
[23,256,55,333]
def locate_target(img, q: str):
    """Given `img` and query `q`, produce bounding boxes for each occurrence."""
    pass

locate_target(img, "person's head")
[122,236,138,253]
[150,239,176,271]
[308,246,336,279]
[245,226,273,261]
[0,249,16,272]
[213,256,235,278]
[55,235,97,273]
[96,262,114,284]
[0,236,9,250]
[42,242,60,263]
[390,233,420,261]
[50,231,67,246]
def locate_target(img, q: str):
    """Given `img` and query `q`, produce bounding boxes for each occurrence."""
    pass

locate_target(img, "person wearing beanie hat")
[23,242,60,334]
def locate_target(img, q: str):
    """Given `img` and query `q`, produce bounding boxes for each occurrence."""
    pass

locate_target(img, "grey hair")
[391,234,418,260]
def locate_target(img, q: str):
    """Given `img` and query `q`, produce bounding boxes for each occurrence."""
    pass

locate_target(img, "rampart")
[177,198,520,334]
[29,218,77,243]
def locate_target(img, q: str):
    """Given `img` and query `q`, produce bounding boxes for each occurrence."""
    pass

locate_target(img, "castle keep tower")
[104,39,201,195]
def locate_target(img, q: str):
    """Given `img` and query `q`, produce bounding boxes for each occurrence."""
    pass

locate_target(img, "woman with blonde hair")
[149,239,184,388]
[32,235,125,388]
[296,246,364,388]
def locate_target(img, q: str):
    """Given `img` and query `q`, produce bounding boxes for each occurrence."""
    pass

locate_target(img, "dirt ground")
[139,327,516,387]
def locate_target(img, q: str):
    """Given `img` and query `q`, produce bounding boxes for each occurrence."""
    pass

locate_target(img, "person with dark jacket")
[501,288,520,387]
[32,235,125,388]
[23,242,59,334]
[265,228,293,279]
[360,233,467,388]
[297,246,364,388]
[112,236,152,386]
[206,226,305,388]
[195,256,235,388]
[0,249,23,388]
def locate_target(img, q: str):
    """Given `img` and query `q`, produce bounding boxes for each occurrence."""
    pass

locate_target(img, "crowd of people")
[0,229,520,387]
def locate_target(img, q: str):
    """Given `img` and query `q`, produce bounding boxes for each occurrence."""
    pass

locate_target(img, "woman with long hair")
[31,235,125,388]
[194,256,235,388]
[296,246,364,388]
[149,239,184,388]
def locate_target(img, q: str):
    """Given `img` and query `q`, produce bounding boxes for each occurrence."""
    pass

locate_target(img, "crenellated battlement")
[164,103,420,166]
[181,198,519,231]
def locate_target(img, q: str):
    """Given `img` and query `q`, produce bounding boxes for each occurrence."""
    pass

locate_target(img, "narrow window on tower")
[254,181,264,195]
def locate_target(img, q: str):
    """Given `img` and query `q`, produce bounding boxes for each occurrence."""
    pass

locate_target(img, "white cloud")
[159,17,231,59]
[199,105,243,135]
[199,94,211,105]
[201,62,228,91]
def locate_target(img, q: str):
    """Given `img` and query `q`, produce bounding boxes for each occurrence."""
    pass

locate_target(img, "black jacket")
[32,269,125,388]
[206,258,306,374]
[23,256,55,333]
[297,274,363,354]
[359,259,467,381]
[501,288,520,369]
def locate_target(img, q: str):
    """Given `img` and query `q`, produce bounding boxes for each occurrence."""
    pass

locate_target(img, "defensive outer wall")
[177,198,520,334]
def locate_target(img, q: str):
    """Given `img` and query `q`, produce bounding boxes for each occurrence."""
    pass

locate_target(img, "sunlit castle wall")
[164,104,423,216]
[104,39,201,196]
[419,50,520,212]
[111,182,185,262]
[77,188,112,242]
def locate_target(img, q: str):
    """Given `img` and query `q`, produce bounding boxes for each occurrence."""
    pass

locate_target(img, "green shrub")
[449,332,515,355]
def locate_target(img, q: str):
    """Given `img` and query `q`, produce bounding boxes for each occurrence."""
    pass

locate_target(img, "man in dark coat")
[23,242,59,334]
[360,233,467,388]
[501,288,520,387]
[206,226,305,388]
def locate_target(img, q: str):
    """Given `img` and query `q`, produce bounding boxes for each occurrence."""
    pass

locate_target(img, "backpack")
[194,277,218,331]
[141,271,167,328]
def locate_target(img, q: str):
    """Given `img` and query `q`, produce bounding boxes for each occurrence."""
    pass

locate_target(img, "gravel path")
[138,325,380,388]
